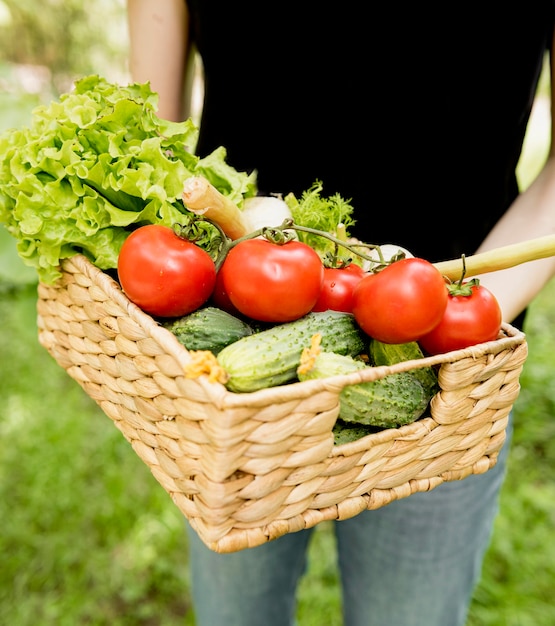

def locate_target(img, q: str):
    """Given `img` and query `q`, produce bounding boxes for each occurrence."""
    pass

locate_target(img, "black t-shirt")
[187,1,554,267]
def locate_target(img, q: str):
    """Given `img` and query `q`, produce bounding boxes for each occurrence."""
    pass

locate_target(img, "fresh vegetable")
[433,234,555,280]
[352,257,448,343]
[368,338,439,395]
[182,175,250,239]
[117,224,216,317]
[284,181,356,257]
[418,279,502,354]
[216,311,365,392]
[183,350,230,385]
[312,263,365,313]
[210,269,242,315]
[182,181,295,240]
[332,419,377,445]
[241,196,295,234]
[0,75,256,283]
[297,348,432,429]
[217,238,325,322]
[163,306,254,354]
[369,337,426,365]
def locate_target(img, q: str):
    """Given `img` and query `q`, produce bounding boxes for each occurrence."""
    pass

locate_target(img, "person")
[126,2,555,625]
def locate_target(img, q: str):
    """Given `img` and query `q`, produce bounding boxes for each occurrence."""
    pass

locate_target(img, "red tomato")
[418,282,502,354]
[352,257,448,343]
[219,239,324,322]
[117,224,216,317]
[210,269,242,316]
[312,264,365,313]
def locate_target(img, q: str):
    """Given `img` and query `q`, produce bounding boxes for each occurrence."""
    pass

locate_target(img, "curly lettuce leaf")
[0,74,256,283]
[285,181,356,257]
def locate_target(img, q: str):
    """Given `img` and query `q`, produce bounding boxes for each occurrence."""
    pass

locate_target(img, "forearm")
[475,156,555,323]
[127,0,189,121]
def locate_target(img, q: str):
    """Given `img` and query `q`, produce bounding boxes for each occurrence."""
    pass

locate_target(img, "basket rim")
[52,253,527,408]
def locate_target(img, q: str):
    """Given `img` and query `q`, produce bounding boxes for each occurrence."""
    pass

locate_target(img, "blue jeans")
[186,418,511,626]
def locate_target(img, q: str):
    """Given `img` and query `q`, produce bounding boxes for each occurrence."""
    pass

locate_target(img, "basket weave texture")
[36,254,528,553]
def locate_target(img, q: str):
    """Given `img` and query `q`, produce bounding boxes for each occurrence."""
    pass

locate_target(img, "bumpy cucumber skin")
[299,351,432,429]
[163,306,253,355]
[369,339,439,396]
[340,371,430,428]
[332,419,377,445]
[217,311,365,392]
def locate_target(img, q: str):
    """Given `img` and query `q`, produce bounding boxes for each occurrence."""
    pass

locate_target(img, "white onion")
[242,196,294,233]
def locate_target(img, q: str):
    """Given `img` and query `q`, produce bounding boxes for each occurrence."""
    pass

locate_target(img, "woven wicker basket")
[36,254,528,553]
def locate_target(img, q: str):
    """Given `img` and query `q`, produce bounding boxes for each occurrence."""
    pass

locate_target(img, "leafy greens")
[285,181,357,258]
[0,75,257,283]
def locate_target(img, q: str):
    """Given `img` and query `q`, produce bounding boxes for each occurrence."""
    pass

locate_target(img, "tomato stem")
[446,255,482,296]
[273,219,391,266]
[180,215,401,273]
[456,255,468,286]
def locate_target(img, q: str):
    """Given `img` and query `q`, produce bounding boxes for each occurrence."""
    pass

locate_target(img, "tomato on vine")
[418,279,502,354]
[218,238,324,322]
[210,268,242,316]
[352,257,448,343]
[312,263,365,313]
[117,224,216,318]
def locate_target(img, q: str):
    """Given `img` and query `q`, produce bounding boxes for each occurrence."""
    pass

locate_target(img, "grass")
[0,280,193,625]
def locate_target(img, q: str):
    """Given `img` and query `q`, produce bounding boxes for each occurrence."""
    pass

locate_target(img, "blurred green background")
[1,2,554,624]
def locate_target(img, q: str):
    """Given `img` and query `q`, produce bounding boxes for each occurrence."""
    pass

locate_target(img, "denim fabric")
[186,417,512,626]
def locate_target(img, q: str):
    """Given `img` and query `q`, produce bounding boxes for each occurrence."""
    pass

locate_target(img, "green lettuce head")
[0,75,256,283]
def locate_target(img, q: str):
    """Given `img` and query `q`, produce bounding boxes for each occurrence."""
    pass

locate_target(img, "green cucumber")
[298,351,433,429]
[216,311,365,392]
[332,419,377,445]
[369,338,439,395]
[163,306,254,355]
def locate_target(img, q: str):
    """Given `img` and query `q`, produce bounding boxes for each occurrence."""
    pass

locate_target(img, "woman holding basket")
[127,1,555,624]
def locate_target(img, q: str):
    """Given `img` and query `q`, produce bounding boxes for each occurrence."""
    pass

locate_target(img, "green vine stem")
[210,218,391,272]
[177,213,555,280]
